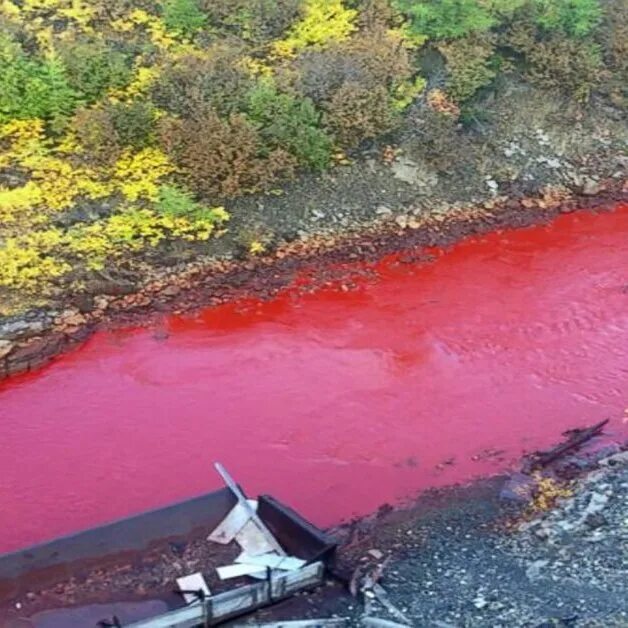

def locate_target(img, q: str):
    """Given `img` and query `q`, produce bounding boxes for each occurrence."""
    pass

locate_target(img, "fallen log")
[523,419,609,473]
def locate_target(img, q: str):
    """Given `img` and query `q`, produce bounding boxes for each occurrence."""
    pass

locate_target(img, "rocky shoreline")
[1,180,626,383]
[3,426,626,627]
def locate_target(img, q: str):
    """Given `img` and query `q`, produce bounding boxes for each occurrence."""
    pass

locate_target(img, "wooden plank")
[208,500,258,545]
[125,603,207,628]
[214,463,286,556]
[216,563,267,580]
[209,581,269,621]
[236,553,306,571]
[127,563,324,627]
[270,562,324,599]
[176,572,210,605]
[235,519,277,556]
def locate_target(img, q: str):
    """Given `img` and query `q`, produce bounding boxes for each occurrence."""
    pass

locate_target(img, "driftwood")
[523,419,609,472]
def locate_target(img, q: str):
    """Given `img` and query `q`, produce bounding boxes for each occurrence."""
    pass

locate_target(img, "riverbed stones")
[0,340,13,359]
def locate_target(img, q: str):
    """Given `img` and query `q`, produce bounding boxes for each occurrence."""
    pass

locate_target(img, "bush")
[58,38,133,103]
[245,81,332,170]
[109,100,155,150]
[71,107,122,166]
[162,0,207,37]
[156,184,212,219]
[158,109,297,199]
[0,34,77,125]
[393,0,496,39]
[151,45,253,117]
[200,0,303,42]
[92,0,159,21]
[324,83,395,147]
[506,17,602,100]
[271,0,358,57]
[292,29,412,105]
[438,33,497,103]
[356,0,396,30]
[532,0,601,38]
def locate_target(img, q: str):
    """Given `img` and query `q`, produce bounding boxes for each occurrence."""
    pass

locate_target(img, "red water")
[1,205,628,554]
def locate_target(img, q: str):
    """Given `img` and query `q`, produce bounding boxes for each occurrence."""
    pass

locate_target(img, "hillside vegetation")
[0,0,625,312]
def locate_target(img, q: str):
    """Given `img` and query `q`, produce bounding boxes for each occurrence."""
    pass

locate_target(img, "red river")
[1,204,627,554]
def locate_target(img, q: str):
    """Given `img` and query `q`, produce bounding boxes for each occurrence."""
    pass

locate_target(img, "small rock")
[584,512,608,529]
[0,339,13,359]
[526,559,549,581]
[161,285,181,297]
[376,205,393,216]
[395,215,409,229]
[368,549,384,560]
[473,594,488,609]
[582,177,602,196]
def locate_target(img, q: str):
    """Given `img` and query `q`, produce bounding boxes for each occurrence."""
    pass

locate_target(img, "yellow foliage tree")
[271,0,358,58]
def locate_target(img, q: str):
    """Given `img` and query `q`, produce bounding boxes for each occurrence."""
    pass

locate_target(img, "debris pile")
[119,463,338,627]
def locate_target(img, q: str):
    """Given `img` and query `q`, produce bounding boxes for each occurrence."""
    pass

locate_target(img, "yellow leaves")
[0,118,46,167]
[271,0,357,58]
[0,202,229,289]
[0,229,70,289]
[209,206,230,223]
[114,148,174,201]
[392,24,428,50]
[15,0,95,33]
[109,65,158,101]
[112,9,188,52]
[529,473,573,513]
[0,182,44,223]
[249,240,265,255]
[393,76,427,111]
[239,56,274,78]
[0,0,21,19]
[64,206,228,269]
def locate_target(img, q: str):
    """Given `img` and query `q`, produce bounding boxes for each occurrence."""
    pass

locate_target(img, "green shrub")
[393,0,496,39]
[245,81,332,170]
[532,0,601,38]
[438,33,497,102]
[356,0,396,30]
[524,35,601,100]
[162,0,207,37]
[292,29,412,105]
[58,38,133,103]
[596,0,627,106]
[0,34,77,125]
[506,15,602,100]
[156,184,214,219]
[158,109,297,199]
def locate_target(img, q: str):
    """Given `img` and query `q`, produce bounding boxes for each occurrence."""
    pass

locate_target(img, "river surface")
[1,204,627,554]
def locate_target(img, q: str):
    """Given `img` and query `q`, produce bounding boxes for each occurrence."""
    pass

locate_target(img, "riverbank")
[1,184,626,382]
[3,432,626,627]
[1,70,627,381]
[245,442,628,628]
